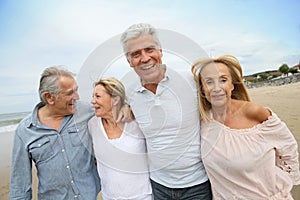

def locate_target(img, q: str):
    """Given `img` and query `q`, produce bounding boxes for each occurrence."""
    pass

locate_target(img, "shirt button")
[38,144,41,147]
[74,195,78,198]
[62,149,65,152]
[66,165,70,169]
[71,180,74,184]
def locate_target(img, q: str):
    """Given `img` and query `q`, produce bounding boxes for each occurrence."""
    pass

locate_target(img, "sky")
[0,0,299,114]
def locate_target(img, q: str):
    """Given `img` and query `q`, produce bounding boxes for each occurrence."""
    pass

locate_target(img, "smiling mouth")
[69,102,76,106]
[94,106,101,111]
[141,64,155,70]
[211,94,225,99]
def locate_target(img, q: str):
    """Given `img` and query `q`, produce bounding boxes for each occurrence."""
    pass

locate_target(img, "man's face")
[126,34,164,85]
[54,76,79,116]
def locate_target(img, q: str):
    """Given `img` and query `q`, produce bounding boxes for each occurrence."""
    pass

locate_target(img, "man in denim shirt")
[10,66,101,199]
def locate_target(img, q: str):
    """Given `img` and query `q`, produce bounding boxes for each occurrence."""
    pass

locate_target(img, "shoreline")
[1,82,299,199]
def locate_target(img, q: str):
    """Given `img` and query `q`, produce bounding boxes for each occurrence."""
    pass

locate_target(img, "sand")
[1,82,299,200]
[248,82,300,198]
[0,130,14,199]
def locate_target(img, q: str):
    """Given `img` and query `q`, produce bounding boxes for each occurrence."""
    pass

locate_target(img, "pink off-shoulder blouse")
[201,111,300,200]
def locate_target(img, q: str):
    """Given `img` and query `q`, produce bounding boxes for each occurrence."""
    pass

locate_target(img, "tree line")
[279,63,298,76]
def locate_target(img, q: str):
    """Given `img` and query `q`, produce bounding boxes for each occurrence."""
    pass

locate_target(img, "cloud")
[0,0,300,113]
[195,30,300,75]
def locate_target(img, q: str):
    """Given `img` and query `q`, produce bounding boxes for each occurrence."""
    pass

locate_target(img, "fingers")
[116,113,124,123]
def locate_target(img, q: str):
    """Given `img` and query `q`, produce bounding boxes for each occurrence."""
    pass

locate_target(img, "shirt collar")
[135,65,171,93]
[25,102,44,128]
[25,102,74,128]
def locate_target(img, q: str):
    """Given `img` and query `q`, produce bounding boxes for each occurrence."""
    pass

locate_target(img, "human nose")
[91,96,96,104]
[140,50,151,63]
[212,81,222,92]
[73,91,80,100]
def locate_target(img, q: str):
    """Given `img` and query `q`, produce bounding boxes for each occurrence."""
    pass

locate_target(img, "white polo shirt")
[126,66,208,188]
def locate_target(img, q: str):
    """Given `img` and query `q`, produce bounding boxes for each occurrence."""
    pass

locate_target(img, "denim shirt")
[10,101,100,200]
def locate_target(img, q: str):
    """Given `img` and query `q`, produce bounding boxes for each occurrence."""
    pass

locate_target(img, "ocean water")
[0,111,31,133]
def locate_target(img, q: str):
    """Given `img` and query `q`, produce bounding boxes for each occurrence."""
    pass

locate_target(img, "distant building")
[268,71,282,77]
[243,61,300,88]
[243,75,256,85]
[291,63,300,71]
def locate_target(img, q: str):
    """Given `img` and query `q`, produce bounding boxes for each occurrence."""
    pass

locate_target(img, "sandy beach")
[1,82,299,200]
[0,130,14,199]
[248,82,300,198]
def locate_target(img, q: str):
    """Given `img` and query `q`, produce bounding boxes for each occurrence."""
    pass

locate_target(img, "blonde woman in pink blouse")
[192,55,300,199]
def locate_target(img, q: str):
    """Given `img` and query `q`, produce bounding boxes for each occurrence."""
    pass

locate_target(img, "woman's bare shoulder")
[243,101,271,123]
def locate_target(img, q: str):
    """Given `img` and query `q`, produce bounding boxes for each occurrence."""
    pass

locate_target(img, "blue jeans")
[150,179,212,200]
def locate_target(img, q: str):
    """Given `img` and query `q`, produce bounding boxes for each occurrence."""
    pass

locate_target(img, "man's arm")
[10,129,33,200]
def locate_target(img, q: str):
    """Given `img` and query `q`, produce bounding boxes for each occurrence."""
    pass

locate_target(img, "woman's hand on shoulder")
[244,102,271,124]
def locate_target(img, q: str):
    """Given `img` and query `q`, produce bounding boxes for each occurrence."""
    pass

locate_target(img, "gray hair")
[39,66,75,105]
[120,23,161,55]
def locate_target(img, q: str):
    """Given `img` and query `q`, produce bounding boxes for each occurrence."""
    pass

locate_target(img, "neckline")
[208,109,275,134]
[98,117,128,140]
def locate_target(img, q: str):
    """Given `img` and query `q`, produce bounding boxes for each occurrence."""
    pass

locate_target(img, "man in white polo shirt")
[120,23,212,200]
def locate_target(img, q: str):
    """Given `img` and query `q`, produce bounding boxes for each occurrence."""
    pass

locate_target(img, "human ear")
[44,92,55,105]
[112,96,121,106]
[159,48,163,58]
[127,57,135,68]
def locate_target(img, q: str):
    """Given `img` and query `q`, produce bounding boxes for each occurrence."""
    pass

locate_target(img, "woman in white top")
[191,55,300,199]
[88,77,152,200]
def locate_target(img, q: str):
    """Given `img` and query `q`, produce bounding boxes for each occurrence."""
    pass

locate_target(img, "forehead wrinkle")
[128,45,157,54]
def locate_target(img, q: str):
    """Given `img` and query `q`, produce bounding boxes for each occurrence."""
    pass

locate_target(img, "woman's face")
[200,62,234,108]
[91,84,113,117]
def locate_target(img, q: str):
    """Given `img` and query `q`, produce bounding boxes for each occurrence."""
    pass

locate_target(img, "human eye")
[68,88,78,96]
[65,91,73,96]
[205,79,213,85]
[130,50,141,59]
[145,47,155,53]
[220,77,228,83]
[221,78,227,82]
[92,94,101,101]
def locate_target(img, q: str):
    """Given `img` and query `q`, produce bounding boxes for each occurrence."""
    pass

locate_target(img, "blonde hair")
[191,55,250,122]
[94,77,126,107]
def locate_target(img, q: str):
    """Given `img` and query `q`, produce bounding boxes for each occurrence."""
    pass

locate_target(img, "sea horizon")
[0,111,31,134]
